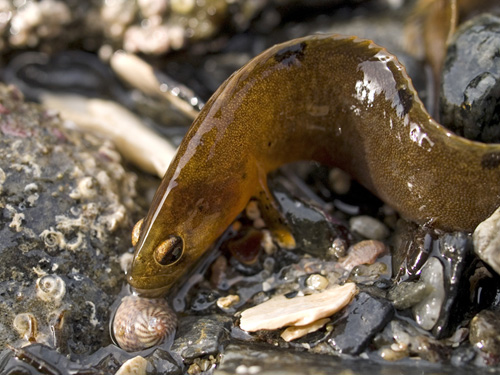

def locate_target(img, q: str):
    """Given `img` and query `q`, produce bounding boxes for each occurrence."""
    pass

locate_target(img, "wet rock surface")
[328,292,394,355]
[0,2,500,375]
[0,84,152,355]
[440,14,500,143]
[171,315,232,361]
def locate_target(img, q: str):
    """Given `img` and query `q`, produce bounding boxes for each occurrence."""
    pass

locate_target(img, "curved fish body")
[128,34,500,296]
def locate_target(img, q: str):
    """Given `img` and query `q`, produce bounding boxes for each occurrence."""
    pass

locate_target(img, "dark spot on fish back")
[274,42,307,67]
[481,152,500,169]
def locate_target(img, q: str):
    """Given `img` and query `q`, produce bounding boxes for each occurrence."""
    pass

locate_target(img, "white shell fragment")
[41,94,176,178]
[473,206,500,275]
[115,356,148,375]
[280,318,330,342]
[239,283,357,332]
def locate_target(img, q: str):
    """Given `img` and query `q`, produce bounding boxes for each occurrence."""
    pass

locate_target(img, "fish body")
[128,34,500,296]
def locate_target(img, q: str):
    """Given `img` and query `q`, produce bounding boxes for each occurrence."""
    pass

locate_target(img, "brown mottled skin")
[128,34,500,296]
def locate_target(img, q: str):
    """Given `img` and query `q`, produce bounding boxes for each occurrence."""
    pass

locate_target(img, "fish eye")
[154,235,184,266]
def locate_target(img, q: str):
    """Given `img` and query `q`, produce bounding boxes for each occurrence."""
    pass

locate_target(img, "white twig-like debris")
[240,283,357,332]
[110,51,200,120]
[41,93,176,177]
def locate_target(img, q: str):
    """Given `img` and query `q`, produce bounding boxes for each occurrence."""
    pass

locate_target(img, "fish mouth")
[126,273,173,297]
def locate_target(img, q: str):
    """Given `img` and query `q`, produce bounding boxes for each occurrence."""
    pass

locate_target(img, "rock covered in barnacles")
[112,295,177,352]
[0,84,150,354]
[440,14,500,143]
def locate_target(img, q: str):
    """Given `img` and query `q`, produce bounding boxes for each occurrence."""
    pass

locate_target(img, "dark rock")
[432,232,472,338]
[440,14,500,143]
[328,292,394,355]
[171,315,233,362]
[215,341,477,375]
[0,84,149,355]
[273,188,349,257]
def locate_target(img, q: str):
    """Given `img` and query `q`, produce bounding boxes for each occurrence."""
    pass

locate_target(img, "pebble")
[469,309,500,357]
[349,216,389,240]
[412,257,445,331]
[217,295,240,309]
[305,274,329,291]
[473,206,500,275]
[440,14,500,142]
[239,283,357,332]
[274,190,347,257]
[328,292,394,355]
[171,315,233,361]
[387,280,431,310]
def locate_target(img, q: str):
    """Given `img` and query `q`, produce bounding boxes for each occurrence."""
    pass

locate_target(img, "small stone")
[305,274,329,290]
[470,309,500,356]
[473,206,500,275]
[412,257,445,330]
[440,14,500,142]
[328,167,351,195]
[217,295,240,309]
[328,292,394,355]
[349,216,389,240]
[387,280,431,310]
[171,315,232,361]
[239,283,357,332]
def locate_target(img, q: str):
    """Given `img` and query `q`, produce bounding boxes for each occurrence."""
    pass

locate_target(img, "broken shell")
[115,355,148,375]
[281,318,330,342]
[339,240,387,271]
[112,295,177,352]
[239,283,357,332]
[36,274,66,305]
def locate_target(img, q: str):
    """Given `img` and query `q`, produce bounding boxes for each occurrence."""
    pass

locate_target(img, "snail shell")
[36,274,66,305]
[112,295,177,352]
